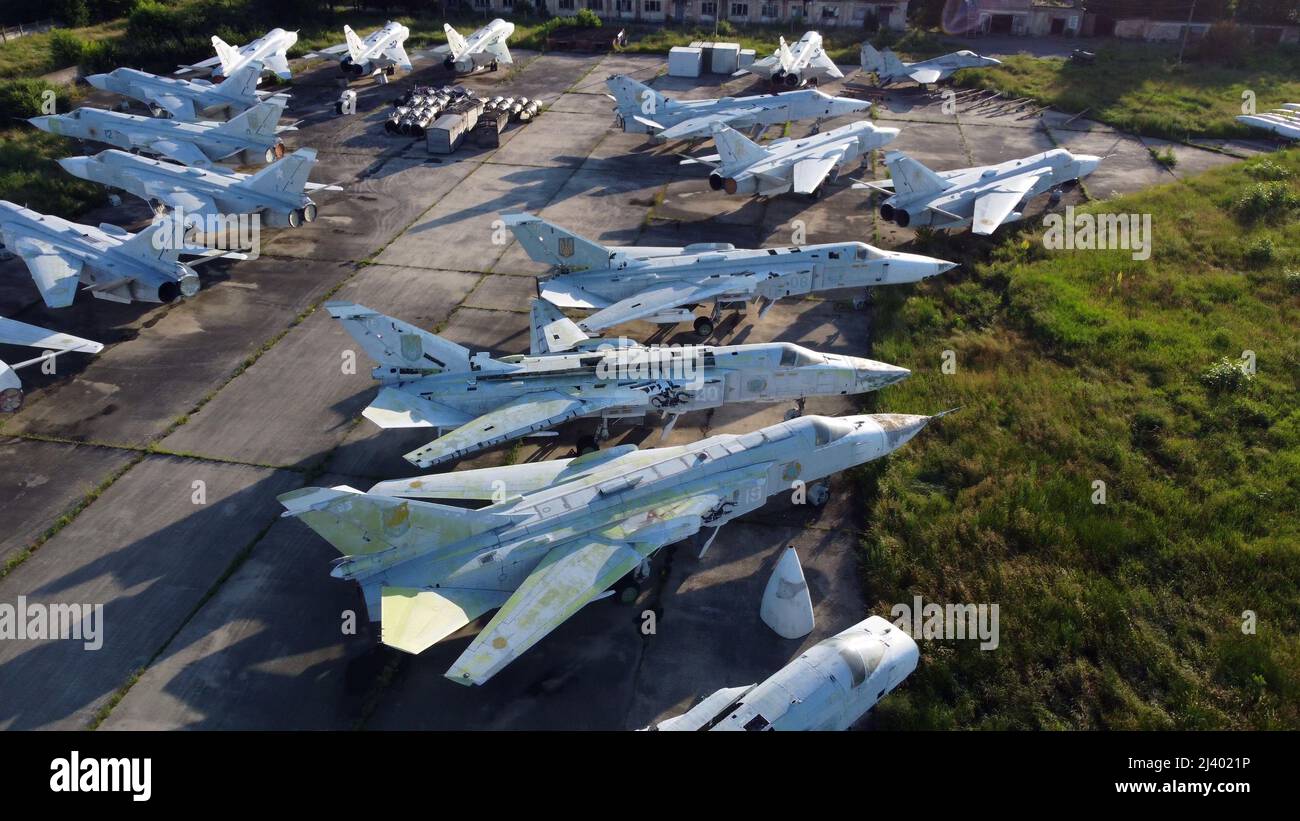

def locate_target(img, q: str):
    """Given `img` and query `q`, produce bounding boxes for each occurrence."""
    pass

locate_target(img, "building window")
[821,6,839,20]
[587,0,602,8]
[701,0,716,14]
[501,0,513,7]
[616,0,632,11]
[730,2,748,16]
[761,3,778,17]
[474,0,488,6]
[558,0,575,8]
[645,0,661,10]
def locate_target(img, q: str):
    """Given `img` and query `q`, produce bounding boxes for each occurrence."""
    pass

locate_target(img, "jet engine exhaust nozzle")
[879,203,895,222]
[708,173,724,191]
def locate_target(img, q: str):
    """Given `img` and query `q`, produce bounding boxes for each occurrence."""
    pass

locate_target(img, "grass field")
[859,149,1300,730]
[955,43,1300,141]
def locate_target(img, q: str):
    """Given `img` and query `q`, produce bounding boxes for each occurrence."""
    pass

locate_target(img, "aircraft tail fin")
[501,213,610,272]
[881,48,908,78]
[212,96,286,138]
[712,124,769,168]
[860,43,884,73]
[212,36,241,76]
[216,58,263,99]
[777,36,795,72]
[278,487,510,562]
[325,302,472,374]
[117,212,186,263]
[343,25,366,61]
[606,75,668,115]
[529,298,590,355]
[244,147,318,196]
[444,23,468,58]
[884,151,952,197]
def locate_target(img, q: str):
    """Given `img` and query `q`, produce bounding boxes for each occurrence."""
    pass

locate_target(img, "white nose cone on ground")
[760,546,815,639]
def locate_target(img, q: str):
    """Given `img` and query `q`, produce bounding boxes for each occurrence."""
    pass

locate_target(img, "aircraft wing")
[907,67,944,84]
[263,52,291,80]
[538,280,612,311]
[485,39,512,66]
[0,317,102,355]
[657,109,750,141]
[147,91,196,120]
[791,147,847,195]
[176,55,221,75]
[385,42,413,71]
[141,183,217,219]
[403,389,627,468]
[362,386,474,429]
[312,43,351,57]
[579,275,758,332]
[11,237,84,308]
[971,170,1049,235]
[810,50,844,79]
[445,535,651,685]
[148,139,213,168]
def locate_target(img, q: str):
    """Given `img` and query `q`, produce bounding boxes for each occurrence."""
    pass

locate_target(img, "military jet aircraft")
[86,60,274,122]
[504,212,956,337]
[327,298,910,468]
[856,148,1102,234]
[606,75,870,142]
[0,201,242,307]
[432,18,514,74]
[740,31,843,88]
[682,120,898,199]
[860,44,1001,85]
[29,98,292,168]
[279,410,946,685]
[0,317,102,412]
[58,148,340,230]
[176,27,298,81]
[650,615,918,731]
[310,20,412,79]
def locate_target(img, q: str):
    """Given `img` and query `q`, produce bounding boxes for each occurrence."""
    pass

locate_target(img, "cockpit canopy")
[778,343,824,368]
[811,417,856,447]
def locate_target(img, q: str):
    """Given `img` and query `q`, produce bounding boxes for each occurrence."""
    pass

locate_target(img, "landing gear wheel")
[853,291,874,310]
[613,578,641,606]
[693,316,715,338]
[576,435,599,455]
[1048,189,1063,207]
[808,481,831,508]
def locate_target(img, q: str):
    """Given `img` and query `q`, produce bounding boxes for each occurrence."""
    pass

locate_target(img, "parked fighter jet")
[855,148,1102,234]
[606,75,870,142]
[680,120,899,198]
[176,27,298,80]
[740,31,843,88]
[651,615,918,730]
[328,298,910,468]
[310,20,412,78]
[1236,106,1300,141]
[504,213,955,336]
[0,201,240,307]
[29,98,292,168]
[433,18,514,74]
[860,44,1001,85]
[58,148,340,229]
[0,317,102,412]
[86,60,273,121]
[280,411,945,685]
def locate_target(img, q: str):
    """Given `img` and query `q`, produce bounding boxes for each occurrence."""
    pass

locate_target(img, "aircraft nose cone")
[56,156,91,176]
[852,358,910,389]
[27,115,55,132]
[85,74,108,90]
[886,251,959,282]
[873,413,934,452]
[1075,154,1102,177]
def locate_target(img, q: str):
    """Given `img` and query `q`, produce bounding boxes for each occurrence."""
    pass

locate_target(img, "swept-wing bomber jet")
[503,212,955,337]
[176,27,298,80]
[432,18,514,74]
[29,98,293,168]
[327,298,911,468]
[0,318,102,412]
[311,21,413,78]
[279,411,947,686]
[855,148,1102,234]
[740,30,843,87]
[860,44,1001,85]
[606,75,870,142]
[86,60,274,122]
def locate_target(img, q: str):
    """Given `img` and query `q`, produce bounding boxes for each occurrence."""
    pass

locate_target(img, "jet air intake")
[879,203,895,221]
[893,208,911,227]
[784,72,801,88]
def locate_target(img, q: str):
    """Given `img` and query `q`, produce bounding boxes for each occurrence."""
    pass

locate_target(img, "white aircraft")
[682,120,899,198]
[740,31,843,88]
[855,148,1101,234]
[310,21,412,78]
[0,201,243,307]
[1236,105,1300,140]
[860,44,1001,85]
[432,18,515,74]
[177,27,298,81]
[0,318,102,412]
[327,298,910,468]
[651,615,918,731]
[85,61,273,122]
[606,75,870,142]
[504,213,956,337]
[57,148,339,230]
[280,413,944,685]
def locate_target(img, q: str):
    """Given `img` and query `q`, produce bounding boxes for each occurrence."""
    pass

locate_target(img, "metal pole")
[1178,0,1197,64]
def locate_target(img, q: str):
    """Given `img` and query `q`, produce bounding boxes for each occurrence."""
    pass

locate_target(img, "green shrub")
[575,7,602,27]
[1244,236,1275,266]
[48,29,86,68]
[1199,357,1254,394]
[1247,160,1290,181]
[1234,181,1300,222]
[0,78,65,119]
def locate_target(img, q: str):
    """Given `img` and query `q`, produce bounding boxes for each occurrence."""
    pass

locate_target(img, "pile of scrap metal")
[385,84,477,137]
[481,95,540,123]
